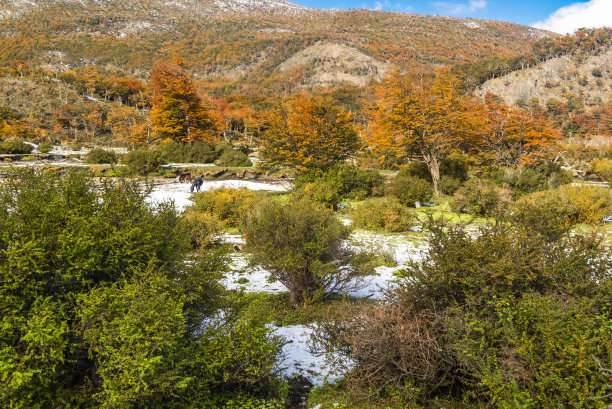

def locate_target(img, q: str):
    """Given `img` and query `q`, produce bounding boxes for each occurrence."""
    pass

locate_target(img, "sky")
[290,0,612,35]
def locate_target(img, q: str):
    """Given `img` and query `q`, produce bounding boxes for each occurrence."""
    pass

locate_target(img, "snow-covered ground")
[146,180,291,212]
[273,325,348,387]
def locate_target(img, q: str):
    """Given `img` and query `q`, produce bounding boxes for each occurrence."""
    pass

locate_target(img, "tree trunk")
[423,152,441,195]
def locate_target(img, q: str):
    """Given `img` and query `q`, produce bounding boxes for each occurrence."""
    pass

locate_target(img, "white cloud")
[533,0,612,35]
[432,0,487,15]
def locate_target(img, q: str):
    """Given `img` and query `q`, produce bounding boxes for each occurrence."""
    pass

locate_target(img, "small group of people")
[176,171,204,192]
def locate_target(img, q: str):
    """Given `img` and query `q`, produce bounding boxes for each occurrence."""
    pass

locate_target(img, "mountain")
[0,0,553,93]
[477,46,612,108]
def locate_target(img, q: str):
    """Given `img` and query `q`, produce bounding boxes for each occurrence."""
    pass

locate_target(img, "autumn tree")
[261,95,360,171]
[481,94,559,166]
[149,58,219,143]
[372,70,481,193]
[108,105,150,148]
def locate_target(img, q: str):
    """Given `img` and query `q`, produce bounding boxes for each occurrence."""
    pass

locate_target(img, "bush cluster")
[243,198,373,306]
[388,174,433,207]
[451,179,511,216]
[159,140,217,164]
[292,181,340,206]
[0,140,34,154]
[189,187,261,228]
[351,197,414,232]
[122,147,166,175]
[316,219,612,406]
[488,162,573,196]
[215,148,252,167]
[591,158,612,182]
[37,142,53,153]
[0,170,284,408]
[85,148,118,164]
[295,163,384,200]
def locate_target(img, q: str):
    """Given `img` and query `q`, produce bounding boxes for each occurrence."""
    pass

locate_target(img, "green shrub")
[159,140,217,164]
[388,174,433,207]
[0,169,284,407]
[215,149,252,167]
[85,148,118,164]
[451,179,510,216]
[512,190,576,241]
[123,148,166,175]
[190,187,260,228]
[398,156,468,184]
[351,197,414,232]
[182,211,224,248]
[591,158,612,182]
[37,142,53,153]
[316,219,612,406]
[558,184,611,224]
[244,198,373,305]
[438,176,462,195]
[292,181,340,206]
[295,164,384,200]
[70,143,82,151]
[397,161,431,182]
[488,162,573,196]
[0,140,34,154]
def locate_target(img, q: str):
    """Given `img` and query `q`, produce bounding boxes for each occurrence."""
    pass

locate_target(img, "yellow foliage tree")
[261,95,360,171]
[149,58,219,143]
[108,105,150,148]
[372,70,480,193]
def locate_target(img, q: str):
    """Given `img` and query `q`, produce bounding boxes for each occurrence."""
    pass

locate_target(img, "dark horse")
[190,175,204,192]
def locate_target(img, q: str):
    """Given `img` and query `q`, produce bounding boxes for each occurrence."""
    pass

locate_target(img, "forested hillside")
[0,0,552,94]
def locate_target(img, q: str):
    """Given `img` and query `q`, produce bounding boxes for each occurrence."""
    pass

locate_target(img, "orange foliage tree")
[149,58,219,143]
[482,95,559,166]
[261,95,360,171]
[371,70,481,193]
[108,105,150,148]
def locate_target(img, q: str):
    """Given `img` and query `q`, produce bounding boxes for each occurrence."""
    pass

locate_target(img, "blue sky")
[290,0,612,34]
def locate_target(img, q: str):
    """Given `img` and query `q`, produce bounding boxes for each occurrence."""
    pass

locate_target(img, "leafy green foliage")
[0,140,33,154]
[36,142,53,153]
[388,174,433,207]
[351,197,415,232]
[189,187,261,228]
[0,170,283,408]
[317,218,612,406]
[244,198,373,306]
[296,164,384,201]
[85,148,118,164]
[159,140,217,164]
[122,147,166,175]
[292,181,340,207]
[215,149,252,167]
[451,178,510,216]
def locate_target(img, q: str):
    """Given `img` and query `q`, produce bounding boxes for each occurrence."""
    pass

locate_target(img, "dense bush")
[438,176,462,195]
[159,140,216,164]
[591,158,612,182]
[0,140,34,154]
[488,162,573,196]
[351,197,415,232]
[37,141,53,153]
[451,179,510,216]
[295,164,384,200]
[292,181,340,207]
[0,170,283,408]
[316,219,612,406]
[189,187,261,228]
[85,148,118,164]
[215,149,252,167]
[397,161,431,182]
[182,211,224,248]
[123,147,166,175]
[388,174,433,207]
[398,156,469,184]
[244,198,373,306]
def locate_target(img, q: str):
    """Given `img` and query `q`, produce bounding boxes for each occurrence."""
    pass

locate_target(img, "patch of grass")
[235,292,376,327]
